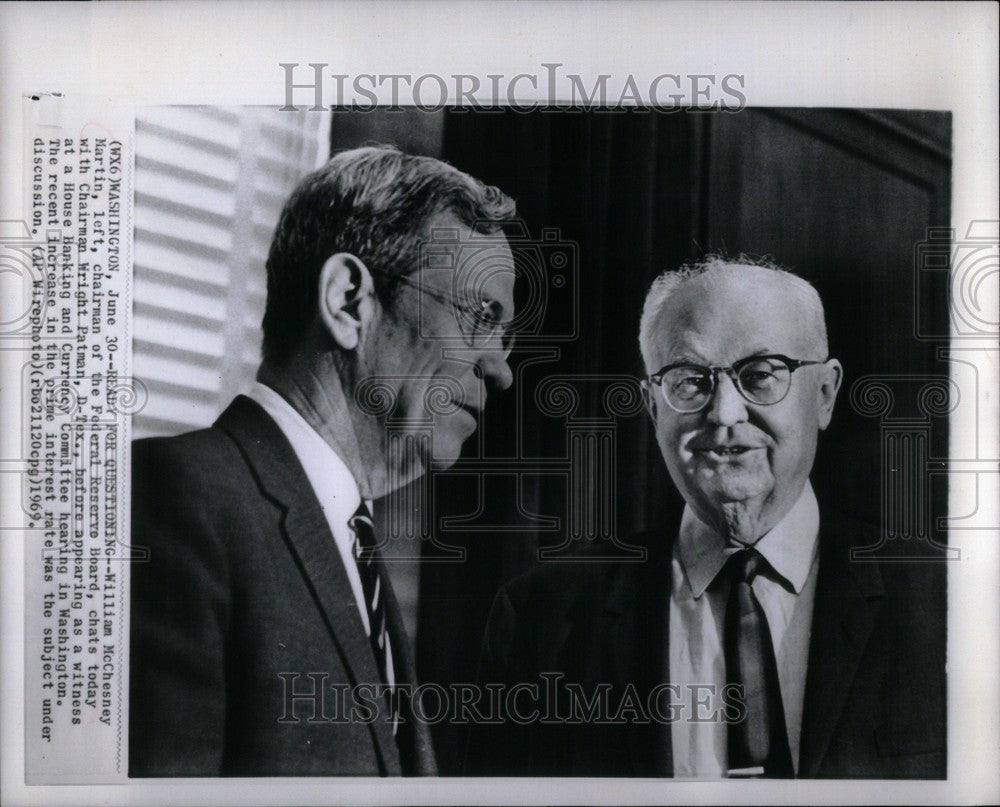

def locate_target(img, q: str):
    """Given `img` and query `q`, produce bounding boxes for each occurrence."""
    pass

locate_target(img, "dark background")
[332,107,953,773]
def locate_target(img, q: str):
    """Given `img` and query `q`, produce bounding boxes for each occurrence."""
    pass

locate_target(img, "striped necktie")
[723,548,793,778]
[348,502,397,730]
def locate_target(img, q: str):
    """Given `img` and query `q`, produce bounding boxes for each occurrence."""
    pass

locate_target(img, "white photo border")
[1,2,997,805]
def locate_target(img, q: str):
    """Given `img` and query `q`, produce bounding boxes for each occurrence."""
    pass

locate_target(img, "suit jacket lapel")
[798,516,884,777]
[216,396,401,774]
[377,549,438,775]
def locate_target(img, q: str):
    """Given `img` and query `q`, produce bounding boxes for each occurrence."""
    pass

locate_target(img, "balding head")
[638,255,842,544]
[639,256,829,373]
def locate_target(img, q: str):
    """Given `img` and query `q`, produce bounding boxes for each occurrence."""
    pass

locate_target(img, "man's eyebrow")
[664,353,705,366]
[664,348,776,366]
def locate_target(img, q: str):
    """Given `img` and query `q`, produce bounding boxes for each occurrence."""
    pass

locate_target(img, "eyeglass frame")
[392,272,515,359]
[644,353,829,413]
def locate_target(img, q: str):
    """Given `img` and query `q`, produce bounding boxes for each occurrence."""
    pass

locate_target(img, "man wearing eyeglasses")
[638,258,842,779]
[467,256,944,779]
[130,146,517,776]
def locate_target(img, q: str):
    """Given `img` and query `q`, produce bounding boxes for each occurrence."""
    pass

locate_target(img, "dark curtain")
[408,108,951,773]
[417,109,708,772]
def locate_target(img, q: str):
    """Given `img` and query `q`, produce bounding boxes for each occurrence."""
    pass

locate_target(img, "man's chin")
[695,476,772,505]
[428,416,477,469]
[690,481,772,532]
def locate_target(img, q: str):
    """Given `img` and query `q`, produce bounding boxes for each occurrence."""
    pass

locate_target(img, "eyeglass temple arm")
[784,357,829,372]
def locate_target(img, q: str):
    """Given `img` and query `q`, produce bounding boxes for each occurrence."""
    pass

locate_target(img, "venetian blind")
[132,107,328,439]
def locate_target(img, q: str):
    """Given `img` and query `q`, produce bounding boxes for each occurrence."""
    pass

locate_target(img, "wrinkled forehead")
[649,267,822,366]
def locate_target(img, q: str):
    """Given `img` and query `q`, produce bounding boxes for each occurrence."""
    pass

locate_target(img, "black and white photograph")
[125,104,953,780]
[1,3,997,806]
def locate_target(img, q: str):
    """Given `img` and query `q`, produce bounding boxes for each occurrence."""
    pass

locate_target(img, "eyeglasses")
[394,274,515,359]
[645,353,827,413]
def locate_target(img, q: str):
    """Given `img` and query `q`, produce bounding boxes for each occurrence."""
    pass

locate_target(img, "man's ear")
[318,253,374,351]
[817,358,843,431]
[641,379,658,422]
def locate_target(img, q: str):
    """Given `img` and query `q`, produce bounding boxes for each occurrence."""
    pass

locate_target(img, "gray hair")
[262,144,516,366]
[638,254,828,370]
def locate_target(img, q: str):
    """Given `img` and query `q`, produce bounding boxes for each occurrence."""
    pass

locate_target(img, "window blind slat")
[134,192,233,232]
[135,169,236,218]
[133,312,226,358]
[143,377,218,405]
[133,107,329,438]
[133,337,221,370]
[133,299,225,335]
[138,107,242,149]
[133,352,223,392]
[136,156,236,193]
[135,131,239,183]
[140,395,220,430]
[135,207,233,252]
[135,263,227,297]
[138,119,242,159]
[133,276,228,322]
[134,229,230,266]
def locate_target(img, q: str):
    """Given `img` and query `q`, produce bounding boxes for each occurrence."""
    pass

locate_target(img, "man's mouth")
[695,444,761,458]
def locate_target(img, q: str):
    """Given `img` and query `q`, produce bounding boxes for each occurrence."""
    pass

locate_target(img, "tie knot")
[728,547,765,585]
[349,502,377,550]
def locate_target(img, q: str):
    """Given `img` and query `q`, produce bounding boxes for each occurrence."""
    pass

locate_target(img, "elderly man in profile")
[130,146,517,776]
[467,256,945,779]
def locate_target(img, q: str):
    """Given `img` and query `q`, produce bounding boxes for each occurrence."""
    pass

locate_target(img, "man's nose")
[705,371,748,426]
[477,350,513,392]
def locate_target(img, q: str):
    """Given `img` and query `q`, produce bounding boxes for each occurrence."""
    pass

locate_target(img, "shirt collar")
[246,382,365,528]
[677,481,820,598]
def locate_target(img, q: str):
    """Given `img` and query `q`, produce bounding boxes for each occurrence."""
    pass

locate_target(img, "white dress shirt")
[247,382,395,688]
[669,482,820,777]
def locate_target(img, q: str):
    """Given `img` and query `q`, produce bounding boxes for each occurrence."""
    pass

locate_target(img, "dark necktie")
[723,548,793,778]
[348,502,397,730]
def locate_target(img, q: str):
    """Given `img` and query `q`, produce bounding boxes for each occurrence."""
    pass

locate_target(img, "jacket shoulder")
[133,424,266,500]
[130,424,274,552]
[133,426,242,479]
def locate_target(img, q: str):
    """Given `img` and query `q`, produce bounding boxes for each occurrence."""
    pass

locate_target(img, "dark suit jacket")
[466,507,946,778]
[129,395,436,777]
